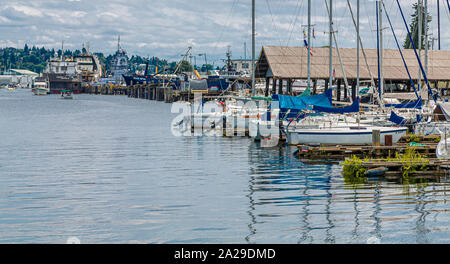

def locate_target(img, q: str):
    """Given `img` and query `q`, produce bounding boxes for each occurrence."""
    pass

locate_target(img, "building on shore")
[0,69,39,88]
[255,46,450,102]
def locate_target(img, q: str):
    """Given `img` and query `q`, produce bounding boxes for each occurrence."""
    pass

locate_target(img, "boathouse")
[255,46,450,100]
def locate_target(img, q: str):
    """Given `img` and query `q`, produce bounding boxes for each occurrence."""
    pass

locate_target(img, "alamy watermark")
[171,93,281,147]
[66,236,81,244]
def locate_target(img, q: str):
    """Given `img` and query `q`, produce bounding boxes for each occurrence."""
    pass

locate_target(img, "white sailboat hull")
[287,126,407,145]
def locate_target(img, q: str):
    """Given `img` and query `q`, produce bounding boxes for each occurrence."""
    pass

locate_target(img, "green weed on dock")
[342,147,433,184]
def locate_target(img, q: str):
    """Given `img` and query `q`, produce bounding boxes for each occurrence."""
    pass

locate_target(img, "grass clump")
[405,133,420,143]
[342,155,369,184]
[394,147,430,179]
[342,148,430,182]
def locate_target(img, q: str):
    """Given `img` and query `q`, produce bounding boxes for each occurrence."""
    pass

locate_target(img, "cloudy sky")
[0,0,449,65]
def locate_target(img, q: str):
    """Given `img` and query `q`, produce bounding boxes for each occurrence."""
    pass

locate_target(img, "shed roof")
[255,46,450,81]
[10,69,39,76]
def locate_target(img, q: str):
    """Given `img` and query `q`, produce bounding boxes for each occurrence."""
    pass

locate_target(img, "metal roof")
[10,69,39,76]
[255,46,450,81]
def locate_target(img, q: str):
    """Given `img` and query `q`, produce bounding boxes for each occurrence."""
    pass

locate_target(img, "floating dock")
[296,134,441,160]
[342,158,450,183]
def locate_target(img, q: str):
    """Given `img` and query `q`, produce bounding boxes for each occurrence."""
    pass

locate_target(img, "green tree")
[24,44,29,54]
[178,60,193,72]
[201,64,214,72]
[403,3,430,49]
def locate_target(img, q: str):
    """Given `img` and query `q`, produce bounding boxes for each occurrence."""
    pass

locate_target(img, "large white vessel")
[43,56,81,94]
[73,44,103,84]
[110,36,129,85]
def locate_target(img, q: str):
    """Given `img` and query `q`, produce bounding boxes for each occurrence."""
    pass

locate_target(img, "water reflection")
[246,143,450,243]
[1,90,450,243]
[415,186,430,244]
[246,144,340,243]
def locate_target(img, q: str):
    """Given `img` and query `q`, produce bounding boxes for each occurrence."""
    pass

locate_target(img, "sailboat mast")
[325,0,351,102]
[307,0,311,90]
[356,0,360,125]
[251,0,256,96]
[418,0,422,93]
[424,0,433,101]
[328,0,333,88]
[346,0,377,94]
[377,0,384,104]
[356,0,360,97]
[424,0,428,76]
[438,0,441,50]
[244,42,247,60]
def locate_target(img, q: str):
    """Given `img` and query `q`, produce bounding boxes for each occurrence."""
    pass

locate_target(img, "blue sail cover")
[389,111,407,125]
[273,89,332,111]
[385,98,422,109]
[313,98,360,114]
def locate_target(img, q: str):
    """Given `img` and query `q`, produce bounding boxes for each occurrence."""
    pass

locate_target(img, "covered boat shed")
[255,46,450,100]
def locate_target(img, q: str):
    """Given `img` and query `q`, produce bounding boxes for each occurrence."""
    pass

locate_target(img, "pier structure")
[80,83,233,103]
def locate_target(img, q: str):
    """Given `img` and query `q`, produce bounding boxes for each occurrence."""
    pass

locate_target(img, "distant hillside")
[0,44,187,74]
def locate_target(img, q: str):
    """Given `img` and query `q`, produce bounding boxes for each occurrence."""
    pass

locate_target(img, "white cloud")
[10,5,43,17]
[0,0,447,64]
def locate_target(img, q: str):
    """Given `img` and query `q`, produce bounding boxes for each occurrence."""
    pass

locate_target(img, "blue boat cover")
[385,98,422,109]
[313,98,360,114]
[389,111,407,125]
[298,87,311,97]
[416,114,422,123]
[273,89,332,111]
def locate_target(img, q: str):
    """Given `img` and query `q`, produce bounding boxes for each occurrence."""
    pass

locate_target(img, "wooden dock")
[296,143,438,160]
[81,83,226,103]
[296,135,441,160]
[342,158,450,183]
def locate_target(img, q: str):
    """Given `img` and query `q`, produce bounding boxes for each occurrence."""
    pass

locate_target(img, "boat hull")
[287,127,408,145]
[33,88,49,95]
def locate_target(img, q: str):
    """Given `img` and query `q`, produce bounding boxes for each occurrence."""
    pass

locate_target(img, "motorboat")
[61,90,73,99]
[32,78,50,95]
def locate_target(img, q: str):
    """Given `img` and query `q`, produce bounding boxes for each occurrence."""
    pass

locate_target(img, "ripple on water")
[1,91,450,243]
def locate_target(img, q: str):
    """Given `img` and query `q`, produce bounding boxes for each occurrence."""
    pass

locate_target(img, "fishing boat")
[32,77,49,95]
[61,90,73,99]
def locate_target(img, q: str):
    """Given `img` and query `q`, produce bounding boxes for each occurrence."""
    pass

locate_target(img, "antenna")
[61,40,64,60]
[244,42,247,60]
[251,0,255,96]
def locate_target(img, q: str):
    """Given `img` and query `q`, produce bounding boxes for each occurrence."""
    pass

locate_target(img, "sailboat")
[283,0,409,145]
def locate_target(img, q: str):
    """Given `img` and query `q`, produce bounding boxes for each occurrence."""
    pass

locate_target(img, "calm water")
[1,89,450,244]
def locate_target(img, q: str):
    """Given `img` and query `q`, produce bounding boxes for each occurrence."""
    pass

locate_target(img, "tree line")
[0,44,216,75]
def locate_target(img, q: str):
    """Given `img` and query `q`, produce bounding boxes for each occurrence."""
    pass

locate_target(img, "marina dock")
[343,158,450,183]
[296,134,441,160]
